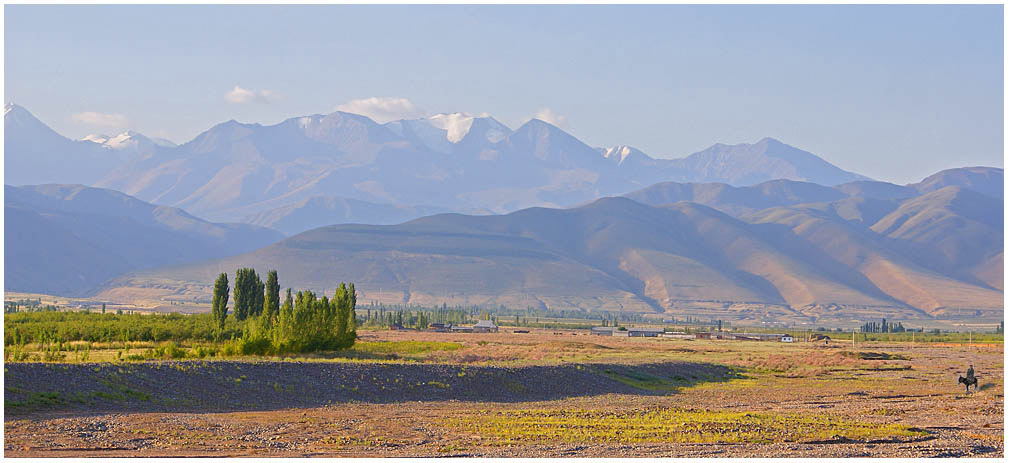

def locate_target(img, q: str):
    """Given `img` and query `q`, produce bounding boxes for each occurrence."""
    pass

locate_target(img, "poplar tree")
[347,282,357,340]
[212,273,230,330]
[234,268,265,321]
[264,270,280,324]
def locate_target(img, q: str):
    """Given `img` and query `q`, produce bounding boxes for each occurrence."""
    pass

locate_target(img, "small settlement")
[412,319,793,342]
[418,320,500,333]
[695,332,793,342]
[590,327,664,337]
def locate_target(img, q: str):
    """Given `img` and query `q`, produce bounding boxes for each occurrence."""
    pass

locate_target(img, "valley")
[4,329,1003,457]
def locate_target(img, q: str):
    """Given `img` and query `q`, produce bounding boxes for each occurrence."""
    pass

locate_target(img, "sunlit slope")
[747,196,1003,312]
[872,186,1003,291]
[100,197,930,314]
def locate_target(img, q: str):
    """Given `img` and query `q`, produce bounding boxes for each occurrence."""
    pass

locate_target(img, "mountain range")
[7,104,868,227]
[4,103,1001,325]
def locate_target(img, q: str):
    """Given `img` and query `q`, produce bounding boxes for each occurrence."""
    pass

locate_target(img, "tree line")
[212,269,357,354]
[859,318,912,333]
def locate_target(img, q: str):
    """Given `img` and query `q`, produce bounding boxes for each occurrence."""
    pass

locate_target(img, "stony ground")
[3,330,1003,457]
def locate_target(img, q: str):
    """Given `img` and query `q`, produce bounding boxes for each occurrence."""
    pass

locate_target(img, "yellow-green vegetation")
[600,368,691,391]
[856,331,1003,343]
[5,311,240,345]
[4,277,361,360]
[447,407,927,444]
[353,341,463,355]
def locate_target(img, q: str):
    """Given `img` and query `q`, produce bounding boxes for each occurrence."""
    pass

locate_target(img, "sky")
[5,4,1003,184]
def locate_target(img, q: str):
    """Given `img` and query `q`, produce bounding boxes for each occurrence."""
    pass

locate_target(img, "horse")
[958,375,978,393]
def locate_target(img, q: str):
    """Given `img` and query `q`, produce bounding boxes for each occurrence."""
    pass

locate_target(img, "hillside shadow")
[4,360,742,418]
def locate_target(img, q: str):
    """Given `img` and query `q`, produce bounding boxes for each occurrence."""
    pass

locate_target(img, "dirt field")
[4,329,1003,457]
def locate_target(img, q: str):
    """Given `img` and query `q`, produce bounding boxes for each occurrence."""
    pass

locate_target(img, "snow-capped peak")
[104,131,143,150]
[425,113,477,143]
[297,115,325,129]
[4,103,35,123]
[82,134,111,144]
[384,113,511,153]
[80,130,175,150]
[602,145,640,164]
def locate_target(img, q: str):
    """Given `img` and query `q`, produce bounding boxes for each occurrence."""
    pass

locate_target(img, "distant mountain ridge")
[622,167,1003,218]
[242,195,453,235]
[5,184,284,295]
[8,104,872,225]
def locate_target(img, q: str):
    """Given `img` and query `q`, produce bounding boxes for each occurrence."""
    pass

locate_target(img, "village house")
[473,319,499,333]
[660,331,693,339]
[591,327,663,337]
[699,332,792,342]
[627,328,663,337]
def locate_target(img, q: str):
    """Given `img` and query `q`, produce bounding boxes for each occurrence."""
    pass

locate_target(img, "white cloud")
[71,111,129,128]
[225,86,276,104]
[530,107,569,129]
[334,97,426,123]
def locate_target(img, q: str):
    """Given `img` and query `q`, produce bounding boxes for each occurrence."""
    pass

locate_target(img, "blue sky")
[5,4,1003,183]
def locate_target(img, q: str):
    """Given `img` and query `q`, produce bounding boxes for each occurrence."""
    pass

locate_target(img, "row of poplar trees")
[211,269,357,353]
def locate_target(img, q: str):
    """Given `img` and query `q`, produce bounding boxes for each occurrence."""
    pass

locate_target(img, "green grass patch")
[842,351,909,361]
[5,390,64,409]
[601,368,683,392]
[446,407,927,444]
[352,341,463,355]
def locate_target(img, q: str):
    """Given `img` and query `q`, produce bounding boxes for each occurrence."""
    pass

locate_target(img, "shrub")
[239,337,272,356]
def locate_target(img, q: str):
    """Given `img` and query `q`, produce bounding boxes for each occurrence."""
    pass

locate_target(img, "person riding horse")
[959,364,978,392]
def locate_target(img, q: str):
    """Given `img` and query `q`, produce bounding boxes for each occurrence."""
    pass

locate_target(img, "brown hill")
[96,194,1000,323]
[871,186,1003,290]
[745,200,1002,314]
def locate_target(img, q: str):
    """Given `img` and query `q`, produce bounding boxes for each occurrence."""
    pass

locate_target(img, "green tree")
[253,275,265,318]
[212,273,230,330]
[264,270,280,325]
[347,282,357,340]
[233,268,265,321]
[333,283,349,342]
[233,269,249,321]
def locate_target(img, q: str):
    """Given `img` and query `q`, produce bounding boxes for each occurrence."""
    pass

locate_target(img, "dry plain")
[3,329,1003,458]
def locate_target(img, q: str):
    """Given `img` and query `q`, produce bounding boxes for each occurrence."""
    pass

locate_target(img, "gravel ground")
[3,340,1002,458]
[5,360,731,413]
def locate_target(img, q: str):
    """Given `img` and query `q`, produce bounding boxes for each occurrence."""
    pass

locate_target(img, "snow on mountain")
[82,134,111,144]
[427,113,476,143]
[82,130,166,151]
[9,103,875,226]
[5,103,121,185]
[384,113,510,154]
[600,145,652,166]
